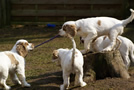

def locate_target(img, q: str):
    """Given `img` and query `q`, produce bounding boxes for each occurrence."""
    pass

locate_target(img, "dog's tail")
[71,37,76,68]
[68,34,76,68]
[122,9,134,27]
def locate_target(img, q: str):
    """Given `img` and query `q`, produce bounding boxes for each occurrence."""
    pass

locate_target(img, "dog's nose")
[58,29,62,36]
[31,44,34,49]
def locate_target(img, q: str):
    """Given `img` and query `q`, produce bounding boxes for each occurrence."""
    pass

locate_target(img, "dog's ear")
[52,50,59,60]
[16,42,28,57]
[63,25,77,37]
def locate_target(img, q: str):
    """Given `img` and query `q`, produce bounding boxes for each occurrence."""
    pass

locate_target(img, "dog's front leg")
[17,66,31,87]
[81,32,97,54]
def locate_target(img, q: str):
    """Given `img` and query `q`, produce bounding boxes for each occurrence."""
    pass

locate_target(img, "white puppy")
[0,39,34,89]
[52,37,86,90]
[59,9,134,54]
[91,36,134,69]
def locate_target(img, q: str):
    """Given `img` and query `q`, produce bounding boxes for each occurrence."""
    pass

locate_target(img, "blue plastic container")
[46,24,56,28]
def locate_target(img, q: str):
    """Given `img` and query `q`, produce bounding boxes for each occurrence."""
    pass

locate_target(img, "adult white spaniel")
[59,9,134,54]
[0,39,34,89]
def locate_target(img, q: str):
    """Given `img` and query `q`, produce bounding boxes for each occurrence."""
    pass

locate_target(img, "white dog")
[0,39,34,89]
[90,36,134,69]
[59,9,134,54]
[52,37,86,90]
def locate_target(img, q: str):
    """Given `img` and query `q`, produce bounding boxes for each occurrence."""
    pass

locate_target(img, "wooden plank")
[11,4,35,10]
[38,16,65,22]
[11,4,122,10]
[65,16,122,21]
[64,0,122,4]
[11,0,122,4]
[11,16,36,22]
[11,9,122,17]
[11,0,64,4]
[38,4,122,10]
[11,21,64,25]
[11,16,65,22]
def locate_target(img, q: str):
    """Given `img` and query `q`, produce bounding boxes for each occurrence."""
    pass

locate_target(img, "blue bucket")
[47,24,56,28]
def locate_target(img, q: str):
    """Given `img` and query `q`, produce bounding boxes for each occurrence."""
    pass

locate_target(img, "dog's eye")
[25,43,29,46]
[63,26,67,31]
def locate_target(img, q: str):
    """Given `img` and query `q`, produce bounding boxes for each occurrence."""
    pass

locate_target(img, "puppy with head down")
[52,37,86,90]
[0,39,34,89]
[91,36,134,70]
[59,9,134,54]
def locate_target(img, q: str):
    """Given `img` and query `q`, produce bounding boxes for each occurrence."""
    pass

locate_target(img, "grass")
[0,25,84,90]
[0,25,134,90]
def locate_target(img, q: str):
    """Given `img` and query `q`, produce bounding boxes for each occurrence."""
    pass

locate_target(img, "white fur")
[59,9,134,54]
[92,36,134,69]
[52,38,86,90]
[0,39,34,90]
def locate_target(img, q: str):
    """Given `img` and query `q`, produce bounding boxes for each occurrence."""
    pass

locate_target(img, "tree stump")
[83,50,130,82]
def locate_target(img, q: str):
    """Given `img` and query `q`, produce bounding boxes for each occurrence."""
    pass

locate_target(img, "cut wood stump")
[83,50,130,83]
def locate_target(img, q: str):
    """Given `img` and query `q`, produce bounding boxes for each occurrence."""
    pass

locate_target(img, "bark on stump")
[83,50,130,83]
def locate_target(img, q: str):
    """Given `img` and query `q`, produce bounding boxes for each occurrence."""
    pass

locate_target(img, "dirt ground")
[12,67,134,90]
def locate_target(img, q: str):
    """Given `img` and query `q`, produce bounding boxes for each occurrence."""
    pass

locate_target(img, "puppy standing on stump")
[52,35,87,90]
[59,9,134,54]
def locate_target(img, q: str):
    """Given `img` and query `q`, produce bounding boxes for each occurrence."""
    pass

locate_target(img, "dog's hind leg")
[1,78,10,90]
[115,38,122,50]
[0,70,11,90]
[9,71,21,85]
[60,71,70,90]
[102,29,119,52]
[75,67,87,87]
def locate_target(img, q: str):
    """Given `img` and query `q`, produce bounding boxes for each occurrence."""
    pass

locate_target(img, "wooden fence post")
[0,0,3,28]
[0,0,11,28]
[2,0,6,26]
[6,0,11,26]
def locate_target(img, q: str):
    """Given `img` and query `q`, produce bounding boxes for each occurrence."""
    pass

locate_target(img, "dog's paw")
[60,84,69,90]
[80,82,87,87]
[13,80,21,85]
[80,50,87,54]
[4,86,11,90]
[102,47,112,52]
[60,84,64,90]
[22,83,31,87]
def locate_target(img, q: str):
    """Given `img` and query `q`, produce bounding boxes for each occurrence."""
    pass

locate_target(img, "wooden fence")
[0,0,134,27]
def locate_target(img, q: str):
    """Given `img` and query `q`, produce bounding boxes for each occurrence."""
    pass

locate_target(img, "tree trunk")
[83,50,130,82]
